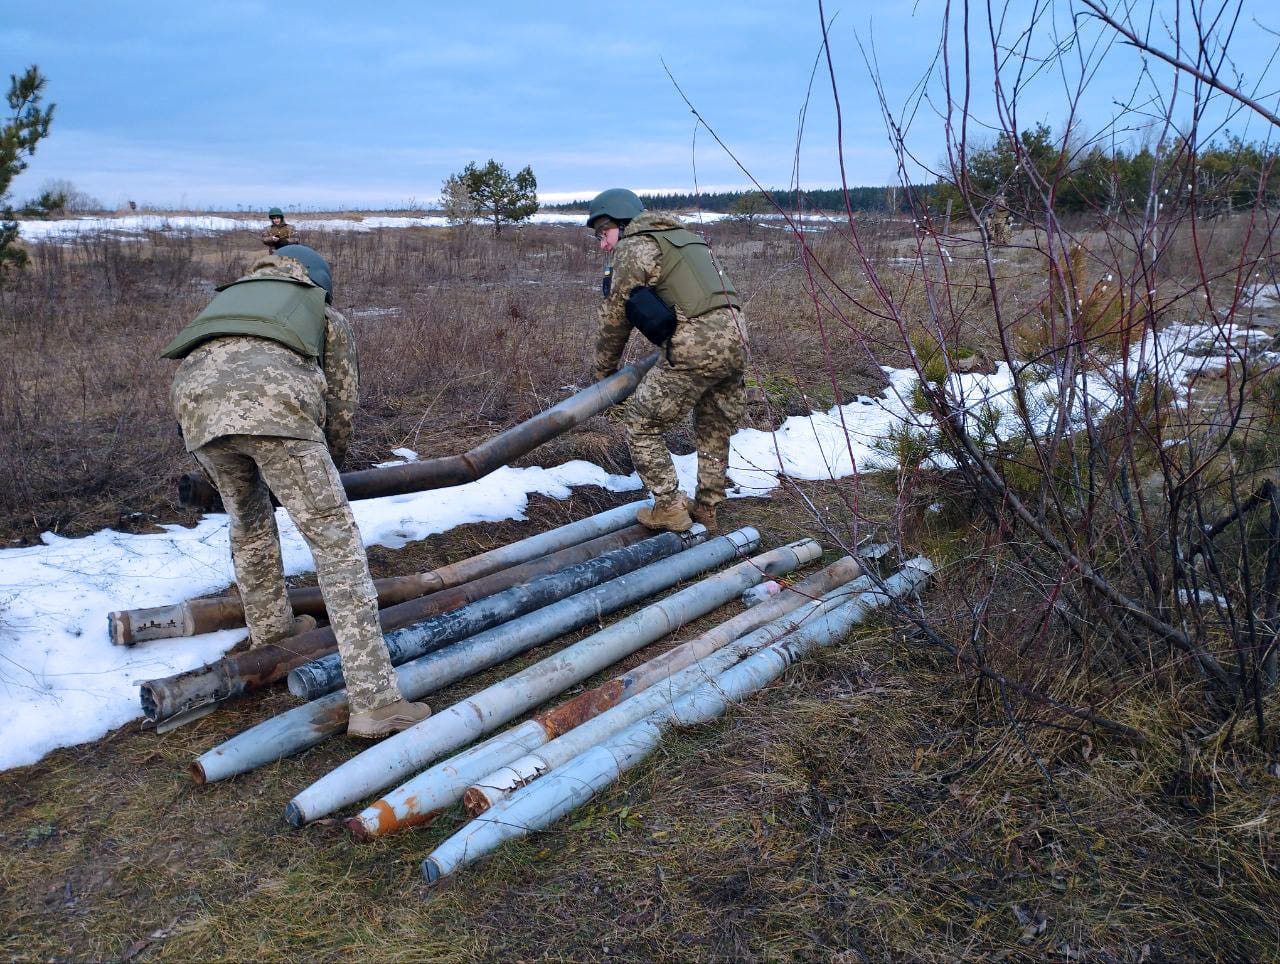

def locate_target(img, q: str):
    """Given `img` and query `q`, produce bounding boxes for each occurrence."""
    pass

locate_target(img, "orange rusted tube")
[140,524,653,726]
[112,499,651,645]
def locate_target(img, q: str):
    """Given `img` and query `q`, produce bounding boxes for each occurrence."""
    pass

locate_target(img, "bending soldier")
[261,207,298,250]
[161,245,431,738]
[587,188,749,534]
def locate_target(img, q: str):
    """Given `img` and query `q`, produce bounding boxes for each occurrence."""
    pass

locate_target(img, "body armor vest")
[161,277,328,362]
[634,227,741,319]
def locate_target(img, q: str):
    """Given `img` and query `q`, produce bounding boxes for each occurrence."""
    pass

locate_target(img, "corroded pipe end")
[109,611,134,646]
[344,815,372,843]
[284,801,306,828]
[189,761,208,785]
[111,603,194,645]
[139,682,160,721]
[461,786,492,817]
[421,857,444,883]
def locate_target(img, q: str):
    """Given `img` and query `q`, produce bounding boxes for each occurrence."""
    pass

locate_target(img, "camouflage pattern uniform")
[262,220,299,250]
[169,256,400,715]
[988,195,1012,246]
[595,212,749,510]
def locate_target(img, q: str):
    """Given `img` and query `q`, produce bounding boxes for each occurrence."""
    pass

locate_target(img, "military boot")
[636,495,693,533]
[689,501,719,534]
[347,699,433,739]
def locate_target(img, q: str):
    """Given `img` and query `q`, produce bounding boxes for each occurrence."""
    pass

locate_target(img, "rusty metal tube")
[191,528,751,786]
[286,527,701,701]
[420,559,934,882]
[460,564,869,817]
[344,558,863,841]
[285,533,811,827]
[179,352,661,511]
[113,499,651,645]
[139,522,655,725]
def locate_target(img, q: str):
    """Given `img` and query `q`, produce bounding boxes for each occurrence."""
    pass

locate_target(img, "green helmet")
[586,188,644,228]
[268,207,284,217]
[275,244,333,304]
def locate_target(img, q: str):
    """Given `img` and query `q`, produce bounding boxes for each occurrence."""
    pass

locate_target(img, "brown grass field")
[0,217,1277,961]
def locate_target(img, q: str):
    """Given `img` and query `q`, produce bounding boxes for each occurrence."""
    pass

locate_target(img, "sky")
[2,1,1278,211]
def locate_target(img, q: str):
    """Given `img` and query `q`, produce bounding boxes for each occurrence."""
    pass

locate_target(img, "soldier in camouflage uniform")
[261,207,298,251]
[588,188,748,534]
[162,245,430,738]
[988,194,1012,246]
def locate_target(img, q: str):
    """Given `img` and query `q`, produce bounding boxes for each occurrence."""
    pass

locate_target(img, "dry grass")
[1,215,1278,960]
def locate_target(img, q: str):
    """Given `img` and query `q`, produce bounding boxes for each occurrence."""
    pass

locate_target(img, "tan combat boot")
[348,698,433,739]
[636,495,693,533]
[689,501,719,534]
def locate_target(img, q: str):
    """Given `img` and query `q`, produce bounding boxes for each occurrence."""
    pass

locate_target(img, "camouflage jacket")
[169,257,359,464]
[594,211,748,380]
[261,222,299,249]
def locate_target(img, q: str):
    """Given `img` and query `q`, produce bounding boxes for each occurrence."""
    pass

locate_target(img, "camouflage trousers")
[193,434,401,715]
[624,308,747,508]
[988,213,1011,246]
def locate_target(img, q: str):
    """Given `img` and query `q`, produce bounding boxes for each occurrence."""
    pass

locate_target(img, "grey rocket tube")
[114,499,651,645]
[460,569,871,816]
[190,527,759,785]
[285,528,703,700]
[179,352,661,511]
[281,533,812,825]
[344,558,864,841]
[420,559,933,882]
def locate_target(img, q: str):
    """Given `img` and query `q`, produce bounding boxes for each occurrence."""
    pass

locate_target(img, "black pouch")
[625,286,678,345]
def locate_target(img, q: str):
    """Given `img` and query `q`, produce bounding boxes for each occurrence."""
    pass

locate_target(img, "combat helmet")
[586,188,644,228]
[275,244,333,304]
[268,206,284,218]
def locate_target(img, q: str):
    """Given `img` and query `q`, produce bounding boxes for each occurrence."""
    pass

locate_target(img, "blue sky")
[3,1,1277,210]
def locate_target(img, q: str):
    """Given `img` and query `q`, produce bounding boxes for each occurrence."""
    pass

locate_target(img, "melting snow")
[13,210,731,242]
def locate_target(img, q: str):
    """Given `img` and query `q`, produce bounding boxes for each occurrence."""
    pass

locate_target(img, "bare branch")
[1081,0,1280,128]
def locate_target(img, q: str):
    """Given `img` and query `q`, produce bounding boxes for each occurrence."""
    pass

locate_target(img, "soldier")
[988,194,1012,246]
[587,188,748,534]
[261,207,298,250]
[161,244,431,738]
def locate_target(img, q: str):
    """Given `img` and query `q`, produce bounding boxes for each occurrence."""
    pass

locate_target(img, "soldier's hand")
[593,367,617,384]
[603,404,628,426]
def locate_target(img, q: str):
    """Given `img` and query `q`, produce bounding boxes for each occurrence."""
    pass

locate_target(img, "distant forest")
[545,186,929,214]
[550,128,1279,219]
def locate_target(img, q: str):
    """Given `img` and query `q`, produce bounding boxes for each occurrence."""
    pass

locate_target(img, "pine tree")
[453,160,538,235]
[1,66,56,275]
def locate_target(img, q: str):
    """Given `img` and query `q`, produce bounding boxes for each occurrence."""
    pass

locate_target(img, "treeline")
[934,123,1280,217]
[548,127,1277,221]
[545,186,928,214]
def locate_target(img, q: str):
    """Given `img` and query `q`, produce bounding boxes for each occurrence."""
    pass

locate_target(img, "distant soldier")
[988,194,1012,246]
[261,207,298,250]
[587,188,749,534]
[161,244,431,738]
